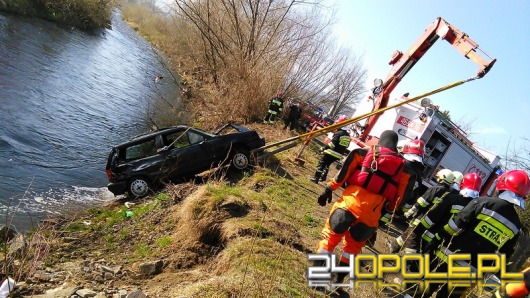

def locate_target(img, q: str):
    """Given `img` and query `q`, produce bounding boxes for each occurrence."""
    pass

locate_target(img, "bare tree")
[503,137,530,172]
[454,116,476,138]
[168,0,367,126]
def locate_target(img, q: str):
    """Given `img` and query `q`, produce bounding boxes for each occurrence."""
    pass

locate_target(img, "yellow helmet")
[436,169,455,184]
[452,171,464,184]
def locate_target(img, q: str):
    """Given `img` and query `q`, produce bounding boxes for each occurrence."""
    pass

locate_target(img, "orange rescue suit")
[317,147,409,260]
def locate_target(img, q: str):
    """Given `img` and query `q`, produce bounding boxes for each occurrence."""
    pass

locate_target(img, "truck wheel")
[128,177,151,198]
[231,149,250,170]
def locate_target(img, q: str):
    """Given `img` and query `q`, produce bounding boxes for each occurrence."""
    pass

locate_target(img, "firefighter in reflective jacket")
[495,266,530,298]
[263,92,284,124]
[389,168,457,253]
[310,117,350,184]
[314,130,409,284]
[405,168,458,222]
[404,172,482,253]
[423,170,530,297]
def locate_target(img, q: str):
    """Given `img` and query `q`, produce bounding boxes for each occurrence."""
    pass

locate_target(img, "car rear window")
[125,139,157,160]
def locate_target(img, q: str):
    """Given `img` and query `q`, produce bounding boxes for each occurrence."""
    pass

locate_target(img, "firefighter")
[310,116,350,184]
[396,139,426,216]
[388,168,457,253]
[263,92,284,124]
[369,139,425,247]
[283,100,302,131]
[452,171,464,191]
[405,172,483,253]
[421,169,530,297]
[494,266,530,298]
[404,168,458,221]
[313,130,409,285]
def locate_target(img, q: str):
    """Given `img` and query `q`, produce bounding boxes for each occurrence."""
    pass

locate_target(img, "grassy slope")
[20,124,353,297]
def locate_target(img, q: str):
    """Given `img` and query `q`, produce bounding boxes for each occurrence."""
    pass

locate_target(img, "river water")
[0,11,182,231]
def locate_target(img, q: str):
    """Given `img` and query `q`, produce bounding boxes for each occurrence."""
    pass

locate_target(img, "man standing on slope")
[283,100,302,131]
[263,92,284,124]
[312,130,409,286]
[310,116,350,184]
[368,139,425,248]
[380,139,426,225]
[388,168,457,253]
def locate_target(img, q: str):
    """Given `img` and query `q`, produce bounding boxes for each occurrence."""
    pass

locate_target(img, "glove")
[493,288,510,298]
[422,237,441,254]
[404,205,418,220]
[317,187,333,207]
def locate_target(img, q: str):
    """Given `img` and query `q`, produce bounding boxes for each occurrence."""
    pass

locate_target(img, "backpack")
[350,145,405,199]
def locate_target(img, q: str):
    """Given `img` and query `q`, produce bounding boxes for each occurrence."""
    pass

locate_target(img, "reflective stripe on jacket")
[438,196,521,266]
[323,130,350,158]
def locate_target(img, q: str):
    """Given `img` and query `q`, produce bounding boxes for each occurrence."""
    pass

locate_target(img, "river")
[0,11,182,231]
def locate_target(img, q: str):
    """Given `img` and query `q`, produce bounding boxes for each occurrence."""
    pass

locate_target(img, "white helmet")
[436,169,455,184]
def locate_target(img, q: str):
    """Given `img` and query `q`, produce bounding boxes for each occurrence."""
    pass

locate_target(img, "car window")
[166,131,191,148]
[188,131,205,144]
[124,139,158,160]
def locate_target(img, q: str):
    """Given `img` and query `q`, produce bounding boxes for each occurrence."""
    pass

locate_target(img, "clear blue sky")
[329,0,529,158]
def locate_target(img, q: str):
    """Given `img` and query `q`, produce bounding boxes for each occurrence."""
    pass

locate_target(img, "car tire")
[127,177,151,198]
[230,149,250,171]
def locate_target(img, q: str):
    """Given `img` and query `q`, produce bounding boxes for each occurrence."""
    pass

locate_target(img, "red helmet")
[402,139,425,157]
[336,115,347,123]
[460,173,483,191]
[335,115,348,131]
[496,170,530,198]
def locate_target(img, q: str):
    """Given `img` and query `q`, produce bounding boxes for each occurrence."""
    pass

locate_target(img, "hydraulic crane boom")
[360,17,496,141]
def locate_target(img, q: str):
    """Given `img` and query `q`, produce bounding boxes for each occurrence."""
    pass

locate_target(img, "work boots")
[365,231,377,249]
[306,259,328,292]
[310,176,320,184]
[335,261,350,284]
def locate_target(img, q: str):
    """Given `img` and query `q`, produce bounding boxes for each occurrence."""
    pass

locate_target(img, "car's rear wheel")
[128,177,151,198]
[231,149,250,170]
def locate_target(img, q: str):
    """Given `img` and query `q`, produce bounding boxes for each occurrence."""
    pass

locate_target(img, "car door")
[118,135,167,180]
[161,128,212,179]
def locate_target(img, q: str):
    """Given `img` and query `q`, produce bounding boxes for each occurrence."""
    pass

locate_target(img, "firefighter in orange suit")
[314,130,410,284]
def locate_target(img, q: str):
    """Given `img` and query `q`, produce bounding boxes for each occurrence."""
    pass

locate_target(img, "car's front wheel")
[128,177,151,198]
[231,150,250,170]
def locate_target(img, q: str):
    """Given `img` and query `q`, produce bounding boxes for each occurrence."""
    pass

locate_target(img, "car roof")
[114,125,190,148]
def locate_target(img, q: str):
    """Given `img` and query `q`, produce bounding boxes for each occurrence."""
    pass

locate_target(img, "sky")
[328,0,529,158]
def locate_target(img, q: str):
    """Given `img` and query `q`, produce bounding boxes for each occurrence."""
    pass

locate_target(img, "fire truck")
[351,95,501,195]
[347,17,498,194]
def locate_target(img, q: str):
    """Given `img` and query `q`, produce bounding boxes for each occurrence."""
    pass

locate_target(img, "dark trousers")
[263,111,278,123]
[313,154,339,183]
[283,117,298,130]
